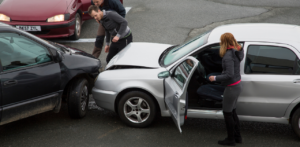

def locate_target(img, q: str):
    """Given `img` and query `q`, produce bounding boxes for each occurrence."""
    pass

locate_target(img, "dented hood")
[106,42,172,69]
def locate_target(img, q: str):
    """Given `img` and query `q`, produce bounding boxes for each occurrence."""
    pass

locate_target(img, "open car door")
[164,57,199,133]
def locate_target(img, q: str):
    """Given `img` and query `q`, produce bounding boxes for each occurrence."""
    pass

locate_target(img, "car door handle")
[175,92,179,99]
[3,80,18,86]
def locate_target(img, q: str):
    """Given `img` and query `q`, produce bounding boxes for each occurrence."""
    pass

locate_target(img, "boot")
[218,111,236,146]
[92,46,103,59]
[92,35,105,58]
[232,109,242,143]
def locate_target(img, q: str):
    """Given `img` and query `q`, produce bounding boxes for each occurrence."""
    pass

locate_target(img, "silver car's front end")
[92,42,174,114]
[92,68,169,113]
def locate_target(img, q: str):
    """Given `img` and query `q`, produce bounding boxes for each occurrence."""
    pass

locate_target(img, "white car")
[93,23,300,139]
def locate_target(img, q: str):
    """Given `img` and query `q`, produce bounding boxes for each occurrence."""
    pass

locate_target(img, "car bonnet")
[106,42,172,69]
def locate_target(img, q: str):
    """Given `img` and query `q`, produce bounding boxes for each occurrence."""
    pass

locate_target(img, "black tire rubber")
[70,13,81,40]
[118,91,157,128]
[291,107,300,139]
[68,78,89,118]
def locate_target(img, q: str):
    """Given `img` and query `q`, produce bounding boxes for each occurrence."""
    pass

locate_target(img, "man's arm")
[109,0,126,18]
[105,29,111,45]
[107,12,128,38]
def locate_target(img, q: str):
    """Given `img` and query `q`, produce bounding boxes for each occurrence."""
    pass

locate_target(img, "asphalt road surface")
[1,0,300,146]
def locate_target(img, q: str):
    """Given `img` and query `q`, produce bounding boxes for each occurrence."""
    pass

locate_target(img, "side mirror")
[158,71,170,79]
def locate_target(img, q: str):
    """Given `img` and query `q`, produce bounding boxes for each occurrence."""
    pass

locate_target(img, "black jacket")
[215,48,244,86]
[91,0,126,18]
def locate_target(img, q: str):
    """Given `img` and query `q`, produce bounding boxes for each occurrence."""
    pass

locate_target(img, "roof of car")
[208,23,300,45]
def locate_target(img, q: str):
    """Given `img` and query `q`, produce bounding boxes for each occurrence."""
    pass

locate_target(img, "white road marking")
[125,7,132,14]
[56,38,96,43]
[55,7,132,43]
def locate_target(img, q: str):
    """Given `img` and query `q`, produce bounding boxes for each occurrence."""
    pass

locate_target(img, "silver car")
[93,23,300,138]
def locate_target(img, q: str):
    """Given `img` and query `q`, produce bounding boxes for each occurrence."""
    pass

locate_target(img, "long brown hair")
[219,33,241,57]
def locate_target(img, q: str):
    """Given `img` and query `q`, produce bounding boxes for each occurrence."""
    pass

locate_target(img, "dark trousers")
[106,33,133,63]
[223,83,242,112]
[92,24,105,58]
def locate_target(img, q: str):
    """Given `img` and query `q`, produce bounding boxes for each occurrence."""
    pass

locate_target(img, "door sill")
[188,106,222,110]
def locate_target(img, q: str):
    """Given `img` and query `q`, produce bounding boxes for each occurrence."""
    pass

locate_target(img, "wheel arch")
[62,73,94,101]
[76,9,83,20]
[114,88,161,116]
[289,102,300,124]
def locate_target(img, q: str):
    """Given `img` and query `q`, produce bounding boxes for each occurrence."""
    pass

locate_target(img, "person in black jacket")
[91,0,126,59]
[209,33,244,146]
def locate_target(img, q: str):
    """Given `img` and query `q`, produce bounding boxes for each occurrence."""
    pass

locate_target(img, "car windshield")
[163,31,211,66]
[16,28,64,52]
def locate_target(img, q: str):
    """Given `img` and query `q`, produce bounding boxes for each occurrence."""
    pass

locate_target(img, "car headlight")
[0,14,10,21]
[47,14,65,22]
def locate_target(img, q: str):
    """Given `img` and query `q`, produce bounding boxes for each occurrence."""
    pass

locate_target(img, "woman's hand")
[209,76,215,82]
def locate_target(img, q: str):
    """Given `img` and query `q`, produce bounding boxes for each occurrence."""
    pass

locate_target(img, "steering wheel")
[197,60,206,79]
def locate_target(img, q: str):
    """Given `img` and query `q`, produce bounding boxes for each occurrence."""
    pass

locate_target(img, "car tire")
[291,107,300,139]
[70,13,81,40]
[118,91,157,128]
[68,78,89,118]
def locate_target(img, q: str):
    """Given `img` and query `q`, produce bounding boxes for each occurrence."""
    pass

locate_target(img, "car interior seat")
[197,84,225,108]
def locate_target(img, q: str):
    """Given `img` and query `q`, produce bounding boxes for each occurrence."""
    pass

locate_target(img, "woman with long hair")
[209,33,244,146]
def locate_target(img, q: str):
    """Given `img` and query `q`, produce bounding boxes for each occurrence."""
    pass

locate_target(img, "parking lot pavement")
[1,104,300,147]
[1,0,300,146]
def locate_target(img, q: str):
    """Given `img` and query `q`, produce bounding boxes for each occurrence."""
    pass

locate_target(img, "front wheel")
[70,13,81,40]
[118,91,157,128]
[68,78,89,118]
[291,107,300,139]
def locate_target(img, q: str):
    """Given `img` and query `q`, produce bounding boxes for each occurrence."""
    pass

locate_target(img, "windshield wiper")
[49,41,70,52]
[159,45,178,66]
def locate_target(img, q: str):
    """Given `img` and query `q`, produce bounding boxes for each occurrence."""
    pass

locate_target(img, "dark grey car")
[0,23,101,125]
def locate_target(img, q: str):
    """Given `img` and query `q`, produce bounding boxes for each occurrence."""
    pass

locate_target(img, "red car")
[0,0,92,40]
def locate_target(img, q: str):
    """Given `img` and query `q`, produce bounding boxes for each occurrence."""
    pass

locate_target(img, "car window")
[295,58,300,75]
[0,33,52,72]
[173,59,195,88]
[163,31,210,67]
[245,45,297,75]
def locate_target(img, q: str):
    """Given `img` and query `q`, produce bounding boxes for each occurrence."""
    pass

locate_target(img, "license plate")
[16,25,41,31]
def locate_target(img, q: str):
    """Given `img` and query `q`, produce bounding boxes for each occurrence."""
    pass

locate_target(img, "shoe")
[235,137,242,143]
[218,138,236,146]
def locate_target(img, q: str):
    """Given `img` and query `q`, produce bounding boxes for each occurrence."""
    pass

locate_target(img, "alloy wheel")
[75,16,81,36]
[123,97,150,123]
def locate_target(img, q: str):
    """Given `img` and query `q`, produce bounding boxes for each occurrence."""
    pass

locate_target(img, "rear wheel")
[70,13,81,40]
[68,78,89,118]
[291,107,300,139]
[118,91,157,127]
